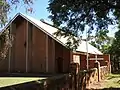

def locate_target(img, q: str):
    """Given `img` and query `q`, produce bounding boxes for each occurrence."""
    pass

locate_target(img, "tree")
[109,30,120,71]
[0,0,34,60]
[90,29,112,54]
[0,29,12,60]
[108,18,120,71]
[0,0,34,27]
[48,0,120,32]
[47,0,120,48]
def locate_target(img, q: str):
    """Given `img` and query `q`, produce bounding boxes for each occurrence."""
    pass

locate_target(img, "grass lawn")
[87,73,120,89]
[104,73,120,88]
[0,77,46,88]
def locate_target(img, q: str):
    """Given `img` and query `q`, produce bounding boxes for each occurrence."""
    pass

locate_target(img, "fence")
[1,64,110,90]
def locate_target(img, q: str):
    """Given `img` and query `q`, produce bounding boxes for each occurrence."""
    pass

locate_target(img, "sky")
[6,0,119,37]
[9,0,50,21]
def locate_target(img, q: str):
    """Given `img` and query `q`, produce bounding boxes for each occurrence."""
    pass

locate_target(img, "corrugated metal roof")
[1,13,103,55]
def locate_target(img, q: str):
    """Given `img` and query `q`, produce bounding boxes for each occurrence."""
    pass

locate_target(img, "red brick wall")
[103,54,110,62]
[71,53,110,70]
[80,55,87,70]
[87,54,110,69]
[72,53,87,70]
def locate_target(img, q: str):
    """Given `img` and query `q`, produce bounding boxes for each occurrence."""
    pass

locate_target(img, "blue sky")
[8,0,118,37]
[9,0,50,21]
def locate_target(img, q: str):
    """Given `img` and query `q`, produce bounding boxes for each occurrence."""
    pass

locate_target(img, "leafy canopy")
[109,30,120,58]
[48,0,120,36]
[90,29,112,54]
[108,29,120,71]
[0,0,34,27]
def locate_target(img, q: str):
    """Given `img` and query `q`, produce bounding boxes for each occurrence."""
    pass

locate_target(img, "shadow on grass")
[107,72,120,80]
[107,75,120,80]
[99,87,120,90]
[87,87,120,90]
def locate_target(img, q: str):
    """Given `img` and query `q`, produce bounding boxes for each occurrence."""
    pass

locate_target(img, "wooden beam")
[46,35,48,72]
[52,39,55,72]
[9,23,16,72]
[70,51,73,63]
[8,25,12,72]
[26,21,29,72]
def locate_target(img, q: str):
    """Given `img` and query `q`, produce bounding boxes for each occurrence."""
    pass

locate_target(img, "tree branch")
[106,2,120,9]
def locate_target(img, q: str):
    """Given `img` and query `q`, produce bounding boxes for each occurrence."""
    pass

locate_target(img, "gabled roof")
[1,13,103,55]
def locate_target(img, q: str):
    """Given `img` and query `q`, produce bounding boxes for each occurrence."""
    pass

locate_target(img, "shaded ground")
[0,73,69,89]
[87,74,120,90]
[0,77,46,88]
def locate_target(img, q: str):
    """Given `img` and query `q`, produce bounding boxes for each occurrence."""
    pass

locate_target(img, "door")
[56,57,63,73]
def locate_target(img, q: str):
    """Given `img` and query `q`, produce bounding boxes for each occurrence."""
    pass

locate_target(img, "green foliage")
[90,29,112,54]
[48,0,120,35]
[109,30,120,63]
[48,0,120,49]
[0,0,10,27]
[108,27,120,71]
[0,32,6,49]
[0,29,10,60]
[0,0,34,26]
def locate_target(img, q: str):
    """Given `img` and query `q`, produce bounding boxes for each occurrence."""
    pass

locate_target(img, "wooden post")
[70,51,73,63]
[8,47,11,72]
[26,21,29,72]
[8,24,12,72]
[46,35,48,72]
[52,39,55,72]
[94,61,100,82]
[109,54,111,73]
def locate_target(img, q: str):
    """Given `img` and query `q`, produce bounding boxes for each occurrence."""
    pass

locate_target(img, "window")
[73,55,80,65]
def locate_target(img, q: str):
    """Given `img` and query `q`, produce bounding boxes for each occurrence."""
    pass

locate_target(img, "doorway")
[56,57,63,73]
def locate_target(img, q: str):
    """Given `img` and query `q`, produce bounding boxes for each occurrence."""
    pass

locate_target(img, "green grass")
[104,73,120,88]
[87,73,120,89]
[0,77,46,88]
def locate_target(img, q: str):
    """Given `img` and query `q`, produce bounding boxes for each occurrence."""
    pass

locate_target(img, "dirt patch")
[87,80,106,89]
[86,74,120,90]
